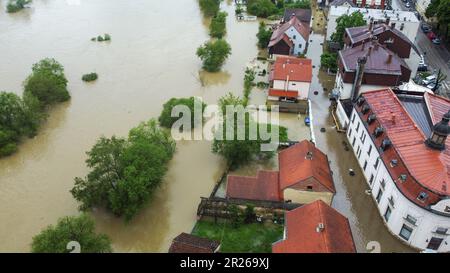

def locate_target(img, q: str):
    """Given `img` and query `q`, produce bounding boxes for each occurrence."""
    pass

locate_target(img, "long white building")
[345,88,450,252]
[327,6,420,43]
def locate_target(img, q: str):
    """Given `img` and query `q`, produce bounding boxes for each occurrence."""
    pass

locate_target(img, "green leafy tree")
[247,0,278,18]
[197,39,232,72]
[0,91,42,157]
[331,12,366,46]
[159,97,206,129]
[6,0,31,13]
[284,0,311,9]
[212,93,288,168]
[24,58,70,107]
[210,11,228,38]
[426,0,450,39]
[320,52,338,72]
[256,22,273,49]
[426,0,440,18]
[199,0,221,16]
[71,119,176,221]
[31,214,112,253]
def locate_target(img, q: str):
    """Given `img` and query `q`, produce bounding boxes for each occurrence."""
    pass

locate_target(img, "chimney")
[369,18,374,32]
[386,17,390,26]
[351,56,367,102]
[368,46,373,55]
[306,151,313,160]
[316,223,325,233]
[391,22,396,29]
[387,53,393,64]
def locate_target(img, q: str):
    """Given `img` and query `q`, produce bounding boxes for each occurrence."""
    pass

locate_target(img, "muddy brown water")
[0,1,413,252]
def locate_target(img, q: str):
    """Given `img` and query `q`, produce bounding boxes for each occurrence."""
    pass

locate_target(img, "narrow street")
[306,7,414,252]
[393,0,450,94]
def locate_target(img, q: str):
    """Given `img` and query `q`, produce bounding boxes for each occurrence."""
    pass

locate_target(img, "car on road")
[432,38,441,45]
[405,2,411,8]
[422,75,437,85]
[421,24,431,33]
[427,82,438,90]
[427,32,437,40]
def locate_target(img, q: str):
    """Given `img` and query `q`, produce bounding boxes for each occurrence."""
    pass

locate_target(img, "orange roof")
[271,56,312,83]
[278,140,336,193]
[272,200,356,253]
[226,171,282,202]
[269,17,310,48]
[363,89,450,195]
[268,89,298,98]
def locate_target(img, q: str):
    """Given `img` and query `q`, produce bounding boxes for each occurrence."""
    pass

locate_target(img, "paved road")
[392,0,450,94]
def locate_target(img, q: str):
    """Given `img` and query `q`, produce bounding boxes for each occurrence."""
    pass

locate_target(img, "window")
[376,189,383,203]
[348,128,352,138]
[293,35,296,39]
[399,224,413,241]
[374,157,380,169]
[362,133,366,144]
[436,227,448,235]
[368,145,372,156]
[306,185,313,191]
[388,196,395,208]
[427,237,443,251]
[380,179,386,190]
[369,174,374,184]
[405,215,417,226]
[363,160,368,171]
[384,206,392,222]
[390,159,398,167]
[356,122,360,133]
[417,192,429,202]
[352,137,356,147]
[352,113,356,123]
[357,146,360,155]
[358,149,362,159]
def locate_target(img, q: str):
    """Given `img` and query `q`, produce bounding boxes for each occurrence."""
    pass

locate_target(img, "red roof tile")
[271,56,312,82]
[268,89,298,98]
[272,200,356,253]
[226,170,282,202]
[363,89,450,196]
[269,17,310,48]
[278,140,336,193]
[168,233,220,253]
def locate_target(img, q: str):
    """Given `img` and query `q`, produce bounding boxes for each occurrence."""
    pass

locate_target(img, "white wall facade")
[327,7,420,44]
[273,79,311,100]
[347,108,450,252]
[285,26,307,55]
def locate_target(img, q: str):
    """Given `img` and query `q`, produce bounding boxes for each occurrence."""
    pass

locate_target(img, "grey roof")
[398,94,433,137]
[283,8,312,23]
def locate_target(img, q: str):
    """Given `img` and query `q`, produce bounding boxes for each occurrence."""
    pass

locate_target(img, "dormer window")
[399,174,407,183]
[357,96,365,106]
[367,113,376,124]
[417,192,429,202]
[374,126,384,137]
[390,159,398,167]
[381,138,392,151]
[362,104,370,114]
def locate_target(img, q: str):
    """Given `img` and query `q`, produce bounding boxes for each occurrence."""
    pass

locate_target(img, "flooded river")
[0,0,414,253]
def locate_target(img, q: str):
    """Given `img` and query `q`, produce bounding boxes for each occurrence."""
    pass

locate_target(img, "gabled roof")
[278,140,336,193]
[339,41,409,75]
[362,89,450,196]
[330,0,356,7]
[283,8,312,23]
[168,233,220,253]
[346,24,412,46]
[272,200,356,253]
[269,16,310,48]
[226,170,282,202]
[270,56,312,83]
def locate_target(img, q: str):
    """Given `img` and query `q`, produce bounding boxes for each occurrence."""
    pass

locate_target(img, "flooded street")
[307,8,414,252]
[0,0,260,252]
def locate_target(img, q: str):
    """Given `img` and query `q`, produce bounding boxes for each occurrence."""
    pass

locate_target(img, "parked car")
[421,24,431,33]
[405,2,411,8]
[432,38,441,45]
[422,75,437,85]
[427,32,437,40]
[427,82,438,90]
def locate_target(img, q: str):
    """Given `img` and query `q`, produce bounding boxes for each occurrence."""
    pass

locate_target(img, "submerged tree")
[210,11,228,38]
[159,97,207,129]
[197,39,232,72]
[31,214,112,253]
[71,119,176,221]
[256,22,273,49]
[199,0,221,17]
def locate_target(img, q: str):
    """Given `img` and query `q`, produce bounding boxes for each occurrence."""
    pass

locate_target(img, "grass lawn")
[192,220,284,253]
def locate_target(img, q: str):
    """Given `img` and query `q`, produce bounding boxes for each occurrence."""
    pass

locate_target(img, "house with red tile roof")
[346,88,450,252]
[272,200,356,253]
[278,140,336,205]
[226,170,282,202]
[168,233,220,253]
[226,140,335,205]
[268,16,310,56]
[267,56,312,112]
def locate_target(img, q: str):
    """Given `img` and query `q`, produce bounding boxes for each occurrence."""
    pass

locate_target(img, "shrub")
[159,97,206,129]
[199,0,221,16]
[82,73,98,82]
[197,39,232,72]
[210,11,227,38]
[256,22,273,49]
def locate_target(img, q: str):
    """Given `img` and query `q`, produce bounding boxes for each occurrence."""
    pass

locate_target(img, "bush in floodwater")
[158,97,206,129]
[92,34,111,42]
[82,73,98,82]
[6,0,30,13]
[196,39,231,72]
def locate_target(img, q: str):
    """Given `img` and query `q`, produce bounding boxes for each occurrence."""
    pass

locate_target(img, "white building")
[269,16,310,56]
[345,88,450,252]
[327,6,420,43]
